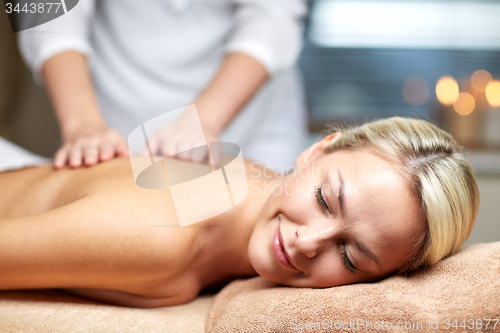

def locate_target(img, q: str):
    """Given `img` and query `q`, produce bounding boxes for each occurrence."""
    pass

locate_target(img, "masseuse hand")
[54,123,129,169]
[144,112,222,166]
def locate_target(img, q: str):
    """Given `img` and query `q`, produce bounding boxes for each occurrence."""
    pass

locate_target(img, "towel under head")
[207,241,500,332]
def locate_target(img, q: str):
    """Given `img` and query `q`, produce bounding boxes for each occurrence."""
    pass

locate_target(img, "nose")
[295,221,340,258]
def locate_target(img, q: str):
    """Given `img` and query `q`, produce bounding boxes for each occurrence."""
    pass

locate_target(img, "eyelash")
[315,186,356,273]
[314,185,330,213]
[341,244,357,273]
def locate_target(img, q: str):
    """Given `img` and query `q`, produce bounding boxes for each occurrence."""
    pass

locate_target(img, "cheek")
[303,253,368,288]
[309,255,393,288]
[307,256,349,287]
[277,178,314,219]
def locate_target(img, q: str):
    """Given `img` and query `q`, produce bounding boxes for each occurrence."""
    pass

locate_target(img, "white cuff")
[225,39,277,74]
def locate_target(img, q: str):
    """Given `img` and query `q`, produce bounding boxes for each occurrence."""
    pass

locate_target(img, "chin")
[247,243,297,287]
[251,266,292,287]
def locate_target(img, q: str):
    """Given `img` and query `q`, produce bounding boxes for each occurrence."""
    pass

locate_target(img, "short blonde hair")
[324,117,479,272]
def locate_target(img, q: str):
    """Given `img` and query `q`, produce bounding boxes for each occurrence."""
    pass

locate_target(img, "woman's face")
[248,139,424,288]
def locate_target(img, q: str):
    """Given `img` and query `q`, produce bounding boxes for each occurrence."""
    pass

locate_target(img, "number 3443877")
[5,2,62,14]
[442,319,498,330]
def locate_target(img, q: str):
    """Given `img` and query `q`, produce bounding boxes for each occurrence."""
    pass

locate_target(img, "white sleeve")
[227,0,308,75]
[17,0,96,85]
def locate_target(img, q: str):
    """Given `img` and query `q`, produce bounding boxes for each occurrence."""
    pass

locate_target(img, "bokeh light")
[453,92,475,115]
[471,70,493,93]
[402,76,430,106]
[436,76,459,105]
[485,80,500,107]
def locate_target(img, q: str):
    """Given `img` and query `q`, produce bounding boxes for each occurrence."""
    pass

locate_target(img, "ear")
[295,132,342,169]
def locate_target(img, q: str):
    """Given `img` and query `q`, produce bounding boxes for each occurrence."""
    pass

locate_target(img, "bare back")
[0,157,260,307]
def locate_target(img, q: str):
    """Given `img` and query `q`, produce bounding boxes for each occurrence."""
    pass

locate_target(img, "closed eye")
[315,185,330,213]
[341,244,357,273]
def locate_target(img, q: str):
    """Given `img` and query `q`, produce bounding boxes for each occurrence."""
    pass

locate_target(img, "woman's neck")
[192,161,284,288]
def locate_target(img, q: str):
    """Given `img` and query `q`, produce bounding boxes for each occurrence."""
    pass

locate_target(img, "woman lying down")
[0,117,479,308]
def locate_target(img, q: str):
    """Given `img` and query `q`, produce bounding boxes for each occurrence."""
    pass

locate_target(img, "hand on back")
[54,123,129,169]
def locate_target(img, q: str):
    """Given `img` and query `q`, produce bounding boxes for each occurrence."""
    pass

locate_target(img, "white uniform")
[18,0,308,170]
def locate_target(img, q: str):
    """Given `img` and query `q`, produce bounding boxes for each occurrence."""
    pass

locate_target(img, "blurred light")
[471,70,493,93]
[436,76,459,105]
[309,1,500,50]
[453,92,475,115]
[402,76,430,106]
[485,80,500,107]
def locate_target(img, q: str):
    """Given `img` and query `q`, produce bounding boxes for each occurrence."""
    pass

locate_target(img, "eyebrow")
[336,169,381,269]
[337,168,345,215]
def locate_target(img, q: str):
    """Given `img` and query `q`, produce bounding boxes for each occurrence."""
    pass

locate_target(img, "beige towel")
[0,290,213,333]
[206,242,500,332]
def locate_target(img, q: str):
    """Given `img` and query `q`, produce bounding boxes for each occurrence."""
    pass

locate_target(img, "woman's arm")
[194,52,269,135]
[42,51,129,169]
[0,192,198,306]
[146,52,269,163]
[147,0,308,162]
[42,51,104,142]
[17,0,127,169]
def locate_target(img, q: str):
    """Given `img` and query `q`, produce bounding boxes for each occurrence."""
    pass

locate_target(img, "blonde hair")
[324,117,479,272]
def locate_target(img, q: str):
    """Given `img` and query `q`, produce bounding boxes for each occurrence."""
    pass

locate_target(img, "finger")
[99,142,115,161]
[69,146,84,168]
[190,144,208,163]
[176,140,194,161]
[83,145,99,166]
[107,130,128,156]
[160,141,177,158]
[116,140,129,157]
[53,147,70,169]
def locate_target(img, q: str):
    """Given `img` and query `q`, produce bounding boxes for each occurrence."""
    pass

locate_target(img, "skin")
[0,133,424,307]
[42,51,268,169]
[249,133,424,288]
[0,157,262,307]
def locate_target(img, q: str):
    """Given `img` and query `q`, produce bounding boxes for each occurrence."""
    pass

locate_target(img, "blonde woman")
[0,117,479,307]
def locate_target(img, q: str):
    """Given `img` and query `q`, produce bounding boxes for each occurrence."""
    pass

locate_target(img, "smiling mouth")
[272,218,298,271]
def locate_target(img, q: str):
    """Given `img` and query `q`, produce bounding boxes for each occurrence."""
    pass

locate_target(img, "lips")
[272,218,298,271]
